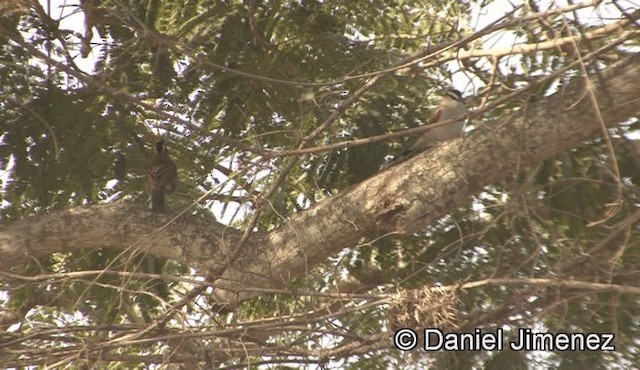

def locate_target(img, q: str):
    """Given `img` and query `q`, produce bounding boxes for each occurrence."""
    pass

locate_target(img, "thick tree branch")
[1,55,639,307]
[0,206,245,272]
[218,53,640,303]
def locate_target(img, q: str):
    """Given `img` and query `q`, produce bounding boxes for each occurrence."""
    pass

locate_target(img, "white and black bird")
[387,88,467,166]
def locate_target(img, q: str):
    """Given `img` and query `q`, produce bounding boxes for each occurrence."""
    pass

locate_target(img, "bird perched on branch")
[410,89,467,149]
[146,140,177,212]
[386,88,467,166]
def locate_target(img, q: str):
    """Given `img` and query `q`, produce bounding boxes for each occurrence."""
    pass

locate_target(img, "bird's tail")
[150,189,165,212]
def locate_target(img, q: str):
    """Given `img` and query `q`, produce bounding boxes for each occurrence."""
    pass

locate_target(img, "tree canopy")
[1,0,640,368]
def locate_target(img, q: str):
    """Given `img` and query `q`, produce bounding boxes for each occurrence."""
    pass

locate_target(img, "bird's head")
[445,88,464,102]
[155,140,167,154]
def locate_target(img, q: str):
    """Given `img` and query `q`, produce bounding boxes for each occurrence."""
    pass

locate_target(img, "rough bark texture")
[1,54,639,305]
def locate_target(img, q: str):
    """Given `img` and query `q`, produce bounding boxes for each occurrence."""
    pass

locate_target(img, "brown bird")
[407,88,467,152]
[146,140,177,212]
[385,88,467,167]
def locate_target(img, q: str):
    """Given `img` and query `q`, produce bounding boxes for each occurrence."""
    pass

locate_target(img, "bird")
[113,152,127,182]
[409,88,467,149]
[386,88,467,166]
[146,140,177,212]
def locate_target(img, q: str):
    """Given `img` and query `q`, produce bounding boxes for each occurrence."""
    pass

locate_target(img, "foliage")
[0,0,639,368]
